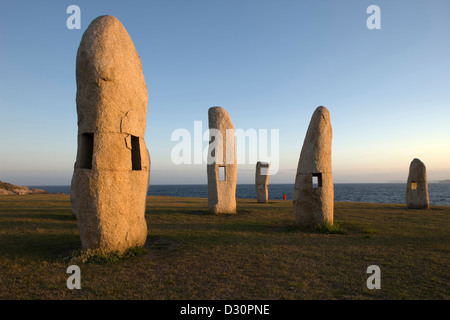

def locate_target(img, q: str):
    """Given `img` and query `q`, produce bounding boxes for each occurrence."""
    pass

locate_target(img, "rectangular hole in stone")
[131,136,142,171]
[411,182,417,190]
[260,184,264,190]
[210,135,216,159]
[79,133,94,169]
[219,166,226,181]
[312,173,322,189]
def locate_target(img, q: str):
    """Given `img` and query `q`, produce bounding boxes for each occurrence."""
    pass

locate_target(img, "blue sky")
[0,0,449,185]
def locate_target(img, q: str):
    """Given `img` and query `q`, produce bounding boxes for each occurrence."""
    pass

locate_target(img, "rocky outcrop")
[70,15,150,254]
[406,158,429,209]
[207,106,237,214]
[0,181,48,195]
[255,162,270,203]
[293,106,334,227]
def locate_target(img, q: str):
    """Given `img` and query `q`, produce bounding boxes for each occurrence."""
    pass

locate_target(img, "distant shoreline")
[14,183,450,206]
[2,181,448,205]
[24,181,450,187]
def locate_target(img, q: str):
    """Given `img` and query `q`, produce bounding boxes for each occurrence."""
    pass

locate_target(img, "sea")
[28,183,450,206]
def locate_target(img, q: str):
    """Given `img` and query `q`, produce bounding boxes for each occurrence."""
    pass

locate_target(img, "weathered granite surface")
[293,106,334,227]
[207,106,237,214]
[71,15,150,253]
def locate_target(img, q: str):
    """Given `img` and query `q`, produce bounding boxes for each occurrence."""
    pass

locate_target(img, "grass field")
[0,194,448,300]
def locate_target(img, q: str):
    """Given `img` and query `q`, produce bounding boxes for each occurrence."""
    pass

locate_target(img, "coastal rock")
[406,158,429,209]
[293,106,334,227]
[70,15,150,254]
[207,106,237,214]
[255,162,270,203]
[0,181,49,195]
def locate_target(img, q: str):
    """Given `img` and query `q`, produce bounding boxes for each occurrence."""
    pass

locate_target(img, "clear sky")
[1,0,449,185]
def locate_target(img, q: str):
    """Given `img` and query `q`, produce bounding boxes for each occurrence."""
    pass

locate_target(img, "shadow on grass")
[0,220,77,231]
[266,222,349,235]
[181,210,211,216]
[0,233,81,261]
[146,235,180,251]
[149,208,253,216]
[255,201,284,205]
[0,212,74,221]
[147,208,211,216]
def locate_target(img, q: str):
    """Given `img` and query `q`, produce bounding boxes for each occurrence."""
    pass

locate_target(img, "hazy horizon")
[19,178,450,187]
[24,181,450,187]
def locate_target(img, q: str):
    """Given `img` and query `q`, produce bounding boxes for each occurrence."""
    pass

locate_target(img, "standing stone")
[255,162,270,203]
[293,106,333,227]
[70,15,150,253]
[406,158,429,209]
[207,106,237,214]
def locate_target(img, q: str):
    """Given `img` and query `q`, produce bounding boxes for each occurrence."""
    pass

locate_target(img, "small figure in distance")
[283,193,286,200]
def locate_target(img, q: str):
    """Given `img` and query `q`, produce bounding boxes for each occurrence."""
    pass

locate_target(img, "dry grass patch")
[0,194,448,299]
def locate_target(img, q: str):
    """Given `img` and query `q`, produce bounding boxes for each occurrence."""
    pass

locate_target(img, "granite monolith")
[406,158,429,209]
[70,15,150,253]
[293,106,333,227]
[255,162,270,203]
[207,106,236,214]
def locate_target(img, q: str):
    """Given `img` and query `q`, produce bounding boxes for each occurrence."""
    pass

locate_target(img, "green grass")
[67,246,148,264]
[315,221,348,234]
[0,194,448,299]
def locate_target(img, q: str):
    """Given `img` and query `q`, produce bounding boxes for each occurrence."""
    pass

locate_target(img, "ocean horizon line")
[27,181,449,187]
[21,183,449,206]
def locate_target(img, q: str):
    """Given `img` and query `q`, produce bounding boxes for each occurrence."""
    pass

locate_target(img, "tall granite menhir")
[406,158,429,209]
[293,106,334,227]
[70,16,150,253]
[207,106,237,214]
[255,162,270,203]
